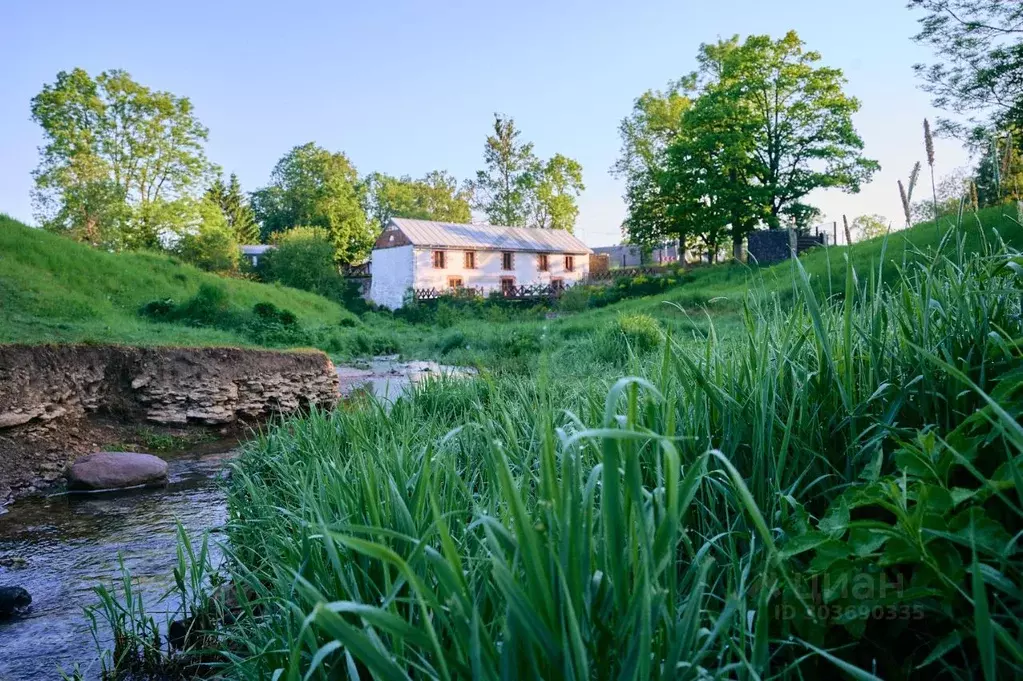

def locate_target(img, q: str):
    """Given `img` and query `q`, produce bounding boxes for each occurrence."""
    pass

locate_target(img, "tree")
[851,214,890,241]
[366,170,471,226]
[973,131,1023,207]
[706,32,879,228]
[177,198,240,273]
[467,115,538,226]
[617,33,877,256]
[468,114,586,231]
[251,143,373,264]
[259,226,346,300]
[907,1,1023,136]
[658,50,767,259]
[206,172,259,244]
[529,154,585,232]
[30,68,214,250]
[910,166,973,222]
[611,85,693,248]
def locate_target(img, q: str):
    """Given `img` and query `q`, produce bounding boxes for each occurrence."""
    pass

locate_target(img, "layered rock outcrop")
[0,345,339,503]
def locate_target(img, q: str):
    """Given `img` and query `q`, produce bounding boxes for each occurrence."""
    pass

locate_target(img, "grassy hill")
[617,203,1023,316]
[3,205,1019,361]
[0,214,355,347]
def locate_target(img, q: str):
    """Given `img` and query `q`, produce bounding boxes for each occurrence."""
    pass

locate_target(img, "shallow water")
[0,358,473,680]
[336,356,477,403]
[0,448,233,680]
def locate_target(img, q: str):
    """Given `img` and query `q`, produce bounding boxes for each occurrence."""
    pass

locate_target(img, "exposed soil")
[0,344,338,507]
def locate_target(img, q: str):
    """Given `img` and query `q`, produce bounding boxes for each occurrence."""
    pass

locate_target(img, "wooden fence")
[411,283,566,303]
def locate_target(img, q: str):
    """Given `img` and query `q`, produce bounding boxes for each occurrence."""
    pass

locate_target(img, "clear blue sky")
[0,0,966,246]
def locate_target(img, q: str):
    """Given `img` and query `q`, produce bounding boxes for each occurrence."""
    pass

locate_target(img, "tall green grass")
[162,218,1021,680]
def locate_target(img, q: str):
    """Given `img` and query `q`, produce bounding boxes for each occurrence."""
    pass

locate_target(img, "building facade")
[369,218,592,309]
[591,243,681,268]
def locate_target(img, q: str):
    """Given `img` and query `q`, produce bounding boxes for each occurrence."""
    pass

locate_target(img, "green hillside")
[628,203,1023,314]
[0,214,355,346]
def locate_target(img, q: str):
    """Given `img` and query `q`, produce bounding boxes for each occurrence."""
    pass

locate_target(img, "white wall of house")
[369,244,415,309]
[411,248,588,292]
[370,246,589,309]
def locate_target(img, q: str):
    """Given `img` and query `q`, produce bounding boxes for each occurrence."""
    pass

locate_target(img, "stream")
[0,447,232,680]
[0,358,471,679]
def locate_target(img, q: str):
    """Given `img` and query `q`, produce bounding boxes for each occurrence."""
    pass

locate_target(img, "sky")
[0,0,969,247]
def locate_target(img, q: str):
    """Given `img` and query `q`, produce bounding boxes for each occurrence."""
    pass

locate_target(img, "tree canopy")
[908,1,1023,137]
[251,143,373,264]
[366,170,471,227]
[616,31,878,257]
[30,68,215,250]
[468,114,585,232]
[206,173,260,245]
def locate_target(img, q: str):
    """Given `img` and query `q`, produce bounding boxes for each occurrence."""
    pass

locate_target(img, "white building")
[240,244,274,267]
[369,218,592,309]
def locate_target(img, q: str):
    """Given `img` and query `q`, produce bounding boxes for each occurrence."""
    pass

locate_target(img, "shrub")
[437,329,467,355]
[175,283,234,327]
[595,313,663,360]
[175,199,241,274]
[138,298,176,320]
[558,285,592,312]
[258,227,346,301]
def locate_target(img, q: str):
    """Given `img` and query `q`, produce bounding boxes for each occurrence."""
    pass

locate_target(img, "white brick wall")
[370,246,589,308]
[368,245,415,309]
[412,248,588,294]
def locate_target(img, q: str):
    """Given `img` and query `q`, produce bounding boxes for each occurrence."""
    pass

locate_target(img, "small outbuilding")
[368,218,592,309]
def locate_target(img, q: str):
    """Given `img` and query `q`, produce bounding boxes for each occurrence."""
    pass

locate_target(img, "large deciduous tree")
[468,115,537,227]
[908,1,1023,137]
[615,31,878,257]
[529,154,585,232]
[30,68,214,250]
[366,170,471,226]
[468,114,585,231]
[612,84,694,251]
[251,143,373,265]
[706,32,878,228]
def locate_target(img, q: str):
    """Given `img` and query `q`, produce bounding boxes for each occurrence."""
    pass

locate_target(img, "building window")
[464,251,476,269]
[502,252,514,270]
[500,277,515,294]
[432,250,445,268]
[565,255,575,272]
[537,253,549,271]
[551,277,565,290]
[447,276,464,289]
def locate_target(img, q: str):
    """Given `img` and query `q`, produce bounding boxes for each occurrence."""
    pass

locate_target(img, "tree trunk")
[732,234,744,262]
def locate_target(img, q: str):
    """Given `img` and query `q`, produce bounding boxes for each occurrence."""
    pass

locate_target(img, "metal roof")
[240,245,274,255]
[385,218,592,254]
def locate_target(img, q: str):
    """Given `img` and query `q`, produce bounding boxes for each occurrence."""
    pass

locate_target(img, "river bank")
[0,344,339,506]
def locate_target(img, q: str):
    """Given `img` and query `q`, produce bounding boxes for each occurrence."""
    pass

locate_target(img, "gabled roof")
[379,218,592,254]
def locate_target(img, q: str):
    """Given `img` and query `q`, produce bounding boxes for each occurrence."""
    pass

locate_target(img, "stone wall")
[0,345,339,503]
[747,229,796,265]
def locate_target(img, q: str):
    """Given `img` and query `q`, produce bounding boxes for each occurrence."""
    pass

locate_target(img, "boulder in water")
[67,451,168,491]
[0,586,31,618]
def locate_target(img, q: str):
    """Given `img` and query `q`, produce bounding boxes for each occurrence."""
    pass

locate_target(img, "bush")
[437,329,467,355]
[595,313,663,360]
[558,285,592,312]
[258,227,347,301]
[176,199,241,274]
[139,298,176,320]
[175,283,234,327]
